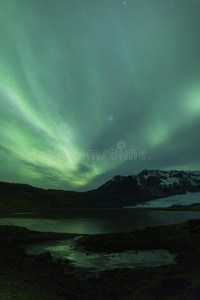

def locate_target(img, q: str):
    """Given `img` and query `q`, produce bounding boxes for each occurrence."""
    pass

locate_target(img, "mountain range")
[0,169,200,211]
[88,169,200,206]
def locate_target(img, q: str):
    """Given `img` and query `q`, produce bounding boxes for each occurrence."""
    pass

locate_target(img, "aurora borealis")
[0,0,200,191]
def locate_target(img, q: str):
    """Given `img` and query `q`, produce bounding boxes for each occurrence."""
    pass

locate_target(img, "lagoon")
[0,208,200,234]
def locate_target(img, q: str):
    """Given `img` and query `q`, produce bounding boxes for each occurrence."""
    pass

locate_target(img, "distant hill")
[88,170,200,207]
[1,170,200,211]
[0,181,91,211]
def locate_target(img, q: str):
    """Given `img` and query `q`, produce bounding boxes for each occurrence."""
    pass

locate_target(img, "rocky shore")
[1,220,200,299]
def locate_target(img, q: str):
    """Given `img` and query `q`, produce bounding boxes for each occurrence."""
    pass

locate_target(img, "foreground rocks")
[1,221,200,299]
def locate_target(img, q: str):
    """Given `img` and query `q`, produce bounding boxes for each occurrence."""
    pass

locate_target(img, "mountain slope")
[89,170,200,206]
[0,181,92,211]
[1,170,200,210]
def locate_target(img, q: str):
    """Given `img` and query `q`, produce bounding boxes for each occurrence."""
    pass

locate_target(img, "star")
[108,115,114,122]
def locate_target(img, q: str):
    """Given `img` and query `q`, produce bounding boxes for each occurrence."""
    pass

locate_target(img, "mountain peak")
[91,169,200,206]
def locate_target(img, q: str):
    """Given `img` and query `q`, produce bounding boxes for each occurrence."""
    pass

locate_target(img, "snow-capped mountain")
[89,170,200,206]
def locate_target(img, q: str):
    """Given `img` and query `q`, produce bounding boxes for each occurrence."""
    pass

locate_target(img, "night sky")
[0,0,200,191]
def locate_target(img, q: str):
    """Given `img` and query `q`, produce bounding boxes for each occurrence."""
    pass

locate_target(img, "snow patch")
[127,192,200,208]
[160,176,180,186]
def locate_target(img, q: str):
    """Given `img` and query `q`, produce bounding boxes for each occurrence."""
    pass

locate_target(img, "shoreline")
[0,220,200,299]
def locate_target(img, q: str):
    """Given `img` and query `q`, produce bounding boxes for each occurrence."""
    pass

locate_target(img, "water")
[26,237,176,273]
[0,208,200,234]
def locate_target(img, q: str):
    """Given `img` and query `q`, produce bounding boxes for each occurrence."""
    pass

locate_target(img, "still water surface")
[26,237,176,272]
[0,209,200,234]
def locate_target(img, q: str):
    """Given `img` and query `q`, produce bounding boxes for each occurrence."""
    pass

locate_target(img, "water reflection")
[0,209,200,234]
[0,217,105,234]
[26,238,176,272]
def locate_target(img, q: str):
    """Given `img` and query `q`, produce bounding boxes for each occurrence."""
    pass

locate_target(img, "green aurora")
[0,0,200,191]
